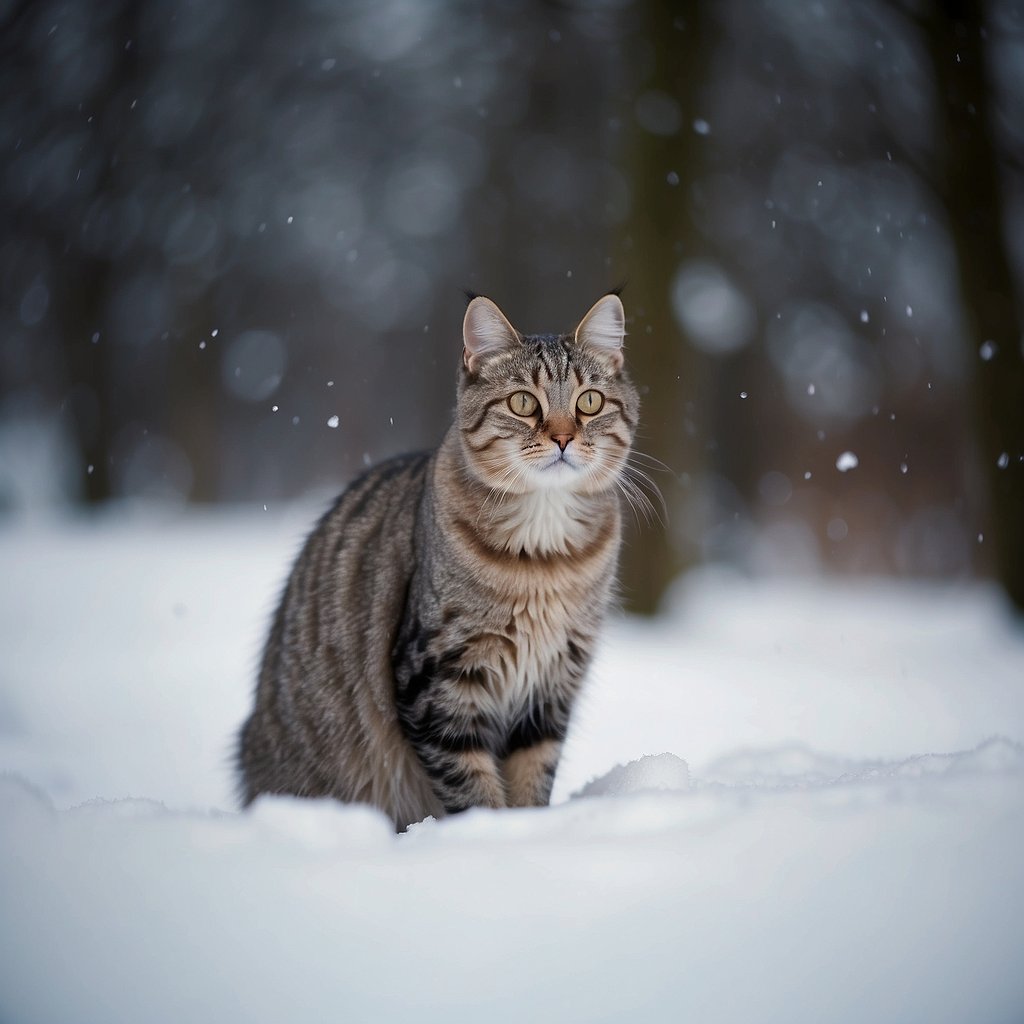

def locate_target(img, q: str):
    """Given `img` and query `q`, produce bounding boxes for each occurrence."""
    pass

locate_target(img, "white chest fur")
[491,488,591,556]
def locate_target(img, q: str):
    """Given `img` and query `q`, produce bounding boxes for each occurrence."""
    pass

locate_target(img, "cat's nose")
[551,433,574,452]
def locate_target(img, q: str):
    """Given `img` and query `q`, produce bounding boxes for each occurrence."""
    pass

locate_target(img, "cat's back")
[237,450,440,820]
[288,450,431,632]
[314,449,431,566]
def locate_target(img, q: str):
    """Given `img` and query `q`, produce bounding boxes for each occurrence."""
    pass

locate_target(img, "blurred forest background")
[1,0,1022,615]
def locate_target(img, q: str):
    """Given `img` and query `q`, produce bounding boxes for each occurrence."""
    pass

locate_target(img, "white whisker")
[624,450,674,474]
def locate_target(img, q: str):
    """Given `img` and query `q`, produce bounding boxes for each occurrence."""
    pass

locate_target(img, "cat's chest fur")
[471,492,609,709]
[462,574,584,720]
[489,488,595,558]
[406,466,619,728]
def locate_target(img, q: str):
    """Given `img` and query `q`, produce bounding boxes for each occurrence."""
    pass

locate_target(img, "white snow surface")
[2,510,1024,1024]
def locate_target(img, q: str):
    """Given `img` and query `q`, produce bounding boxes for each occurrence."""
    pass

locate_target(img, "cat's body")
[237,295,639,829]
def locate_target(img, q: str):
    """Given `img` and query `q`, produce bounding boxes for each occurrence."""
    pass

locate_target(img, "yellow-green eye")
[507,391,539,416]
[576,389,604,415]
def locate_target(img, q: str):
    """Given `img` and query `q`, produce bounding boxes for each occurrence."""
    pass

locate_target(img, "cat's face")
[457,295,639,497]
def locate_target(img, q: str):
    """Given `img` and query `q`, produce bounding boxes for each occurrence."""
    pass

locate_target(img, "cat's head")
[456,294,639,496]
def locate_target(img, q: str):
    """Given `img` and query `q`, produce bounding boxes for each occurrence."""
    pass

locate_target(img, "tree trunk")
[923,1,1024,610]
[616,2,715,615]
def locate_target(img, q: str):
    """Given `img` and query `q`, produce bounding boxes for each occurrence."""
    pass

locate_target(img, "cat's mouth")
[537,449,583,475]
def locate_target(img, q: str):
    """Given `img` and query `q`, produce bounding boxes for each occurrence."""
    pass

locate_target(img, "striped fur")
[236,295,639,829]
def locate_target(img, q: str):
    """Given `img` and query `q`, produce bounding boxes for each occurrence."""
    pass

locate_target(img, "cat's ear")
[463,296,520,373]
[575,294,625,371]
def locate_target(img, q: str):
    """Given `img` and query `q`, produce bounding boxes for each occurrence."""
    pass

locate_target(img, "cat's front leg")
[394,649,507,813]
[417,734,507,814]
[500,696,572,807]
[502,738,562,807]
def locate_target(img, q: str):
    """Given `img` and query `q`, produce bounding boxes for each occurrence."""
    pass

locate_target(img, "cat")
[236,293,640,830]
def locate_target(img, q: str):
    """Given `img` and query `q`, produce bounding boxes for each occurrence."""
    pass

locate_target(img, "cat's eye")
[507,391,539,416]
[576,390,605,415]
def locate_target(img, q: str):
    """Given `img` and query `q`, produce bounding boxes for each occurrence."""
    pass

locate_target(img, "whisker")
[616,475,658,527]
[624,450,674,474]
[619,463,666,526]
[484,469,528,529]
[476,462,523,528]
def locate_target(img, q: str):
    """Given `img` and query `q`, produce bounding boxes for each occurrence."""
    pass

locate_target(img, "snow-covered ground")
[2,509,1023,1023]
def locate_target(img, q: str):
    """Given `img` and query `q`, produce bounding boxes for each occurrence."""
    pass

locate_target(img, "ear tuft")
[575,294,625,371]
[463,297,519,373]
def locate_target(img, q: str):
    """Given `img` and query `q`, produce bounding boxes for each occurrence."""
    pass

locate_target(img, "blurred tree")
[2,0,1018,610]
[617,1,715,615]
[1,0,138,504]
[920,0,1024,610]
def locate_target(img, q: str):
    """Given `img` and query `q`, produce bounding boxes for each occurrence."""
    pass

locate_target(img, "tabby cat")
[236,293,640,829]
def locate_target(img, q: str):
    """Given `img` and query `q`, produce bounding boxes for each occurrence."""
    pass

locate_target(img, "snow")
[835,449,859,472]
[2,511,1024,1023]
[574,752,689,797]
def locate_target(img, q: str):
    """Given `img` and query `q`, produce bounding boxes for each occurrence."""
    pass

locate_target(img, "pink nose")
[551,433,574,452]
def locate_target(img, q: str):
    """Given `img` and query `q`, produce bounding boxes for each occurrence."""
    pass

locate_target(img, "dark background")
[2,0,1022,614]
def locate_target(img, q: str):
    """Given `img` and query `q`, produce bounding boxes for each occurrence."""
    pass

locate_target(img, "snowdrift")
[2,514,1023,1023]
